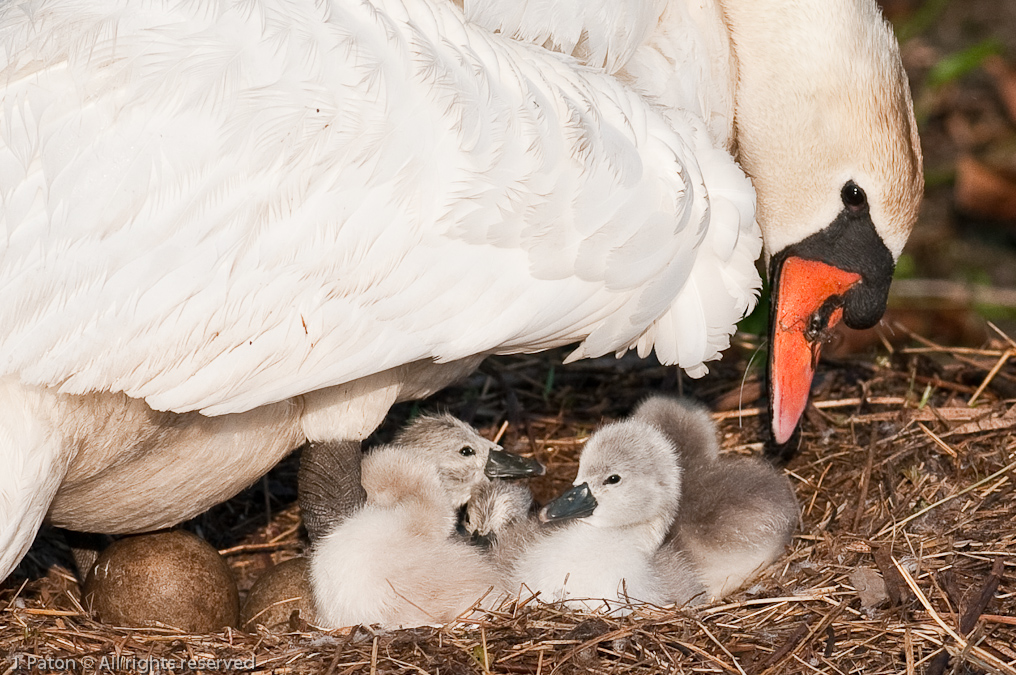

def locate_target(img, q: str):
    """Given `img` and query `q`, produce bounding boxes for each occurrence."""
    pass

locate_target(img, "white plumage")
[463,0,668,75]
[0,0,921,582]
[0,0,757,417]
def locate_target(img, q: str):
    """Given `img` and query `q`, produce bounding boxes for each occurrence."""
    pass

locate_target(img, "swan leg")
[298,440,366,543]
[0,382,72,580]
[62,530,111,580]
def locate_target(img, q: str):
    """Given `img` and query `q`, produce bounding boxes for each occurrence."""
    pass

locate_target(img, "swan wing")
[464,0,666,74]
[0,0,758,415]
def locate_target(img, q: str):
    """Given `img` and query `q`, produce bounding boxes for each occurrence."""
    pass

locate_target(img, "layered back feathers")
[0,0,759,413]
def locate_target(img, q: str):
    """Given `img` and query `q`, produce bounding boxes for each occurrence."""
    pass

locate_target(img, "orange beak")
[769,257,862,444]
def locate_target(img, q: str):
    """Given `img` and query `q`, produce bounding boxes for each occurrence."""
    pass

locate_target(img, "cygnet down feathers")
[301,414,543,628]
[633,395,799,599]
[511,420,705,613]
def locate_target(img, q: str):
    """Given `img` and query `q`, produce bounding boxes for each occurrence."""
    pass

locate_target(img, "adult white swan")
[0,0,921,580]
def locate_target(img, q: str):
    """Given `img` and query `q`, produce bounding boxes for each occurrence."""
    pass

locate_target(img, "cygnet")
[511,421,704,613]
[301,415,543,628]
[299,414,544,542]
[632,395,799,599]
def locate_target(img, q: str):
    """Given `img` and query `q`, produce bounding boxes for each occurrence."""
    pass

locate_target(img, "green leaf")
[893,253,918,281]
[896,0,951,42]
[542,364,555,403]
[927,39,1003,89]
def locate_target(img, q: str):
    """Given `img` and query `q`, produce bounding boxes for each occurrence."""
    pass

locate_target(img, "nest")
[2,326,1015,675]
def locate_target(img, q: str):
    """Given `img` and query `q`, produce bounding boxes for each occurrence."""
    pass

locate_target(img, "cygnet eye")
[603,474,621,485]
[841,181,867,209]
[459,446,475,457]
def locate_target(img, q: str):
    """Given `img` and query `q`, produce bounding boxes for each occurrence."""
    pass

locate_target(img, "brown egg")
[83,530,239,632]
[240,557,316,631]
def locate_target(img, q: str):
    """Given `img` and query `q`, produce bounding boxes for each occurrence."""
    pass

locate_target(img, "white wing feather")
[464,0,667,74]
[0,0,759,415]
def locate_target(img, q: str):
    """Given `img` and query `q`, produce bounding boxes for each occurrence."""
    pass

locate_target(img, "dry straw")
[3,329,1014,674]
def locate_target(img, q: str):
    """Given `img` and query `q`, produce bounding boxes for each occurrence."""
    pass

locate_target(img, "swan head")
[540,421,681,540]
[723,0,923,444]
[393,414,544,507]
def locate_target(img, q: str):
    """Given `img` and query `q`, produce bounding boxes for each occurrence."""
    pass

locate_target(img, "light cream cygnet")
[301,415,543,628]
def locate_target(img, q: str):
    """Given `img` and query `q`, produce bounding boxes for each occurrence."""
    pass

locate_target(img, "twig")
[712,397,908,421]
[693,619,747,675]
[968,349,1013,406]
[755,622,808,671]
[987,320,1016,350]
[891,557,1016,675]
[875,458,1016,538]
[218,541,302,556]
[702,590,839,614]
[960,559,1006,634]
[852,439,875,533]
[905,626,915,675]
[492,421,509,445]
[917,423,959,459]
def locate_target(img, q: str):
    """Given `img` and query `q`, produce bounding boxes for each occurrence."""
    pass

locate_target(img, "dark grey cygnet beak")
[540,483,597,523]
[484,449,545,478]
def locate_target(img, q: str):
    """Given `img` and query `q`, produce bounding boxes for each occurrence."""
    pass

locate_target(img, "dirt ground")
[3,0,1016,673]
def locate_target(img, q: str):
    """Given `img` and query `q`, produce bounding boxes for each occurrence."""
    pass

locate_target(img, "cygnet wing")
[651,543,707,607]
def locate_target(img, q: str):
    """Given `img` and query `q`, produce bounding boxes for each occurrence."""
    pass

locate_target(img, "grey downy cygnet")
[461,478,539,580]
[632,395,799,599]
[299,414,543,629]
[510,420,705,613]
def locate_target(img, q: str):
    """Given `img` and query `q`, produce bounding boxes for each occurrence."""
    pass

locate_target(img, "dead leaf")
[954,155,1016,222]
[850,568,890,610]
[949,403,1016,435]
[985,55,1016,124]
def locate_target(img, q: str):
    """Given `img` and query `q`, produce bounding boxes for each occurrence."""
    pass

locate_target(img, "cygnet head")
[392,414,544,507]
[541,420,681,538]
[359,448,480,537]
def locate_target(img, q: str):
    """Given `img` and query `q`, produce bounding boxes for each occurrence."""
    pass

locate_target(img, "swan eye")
[603,474,621,485]
[459,446,475,457]
[841,182,867,209]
